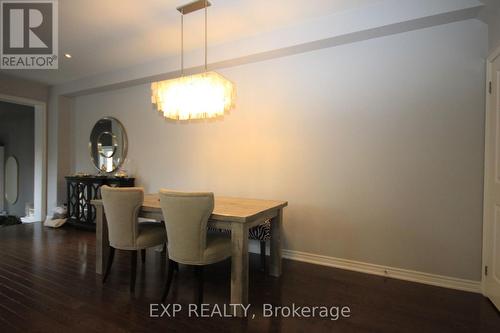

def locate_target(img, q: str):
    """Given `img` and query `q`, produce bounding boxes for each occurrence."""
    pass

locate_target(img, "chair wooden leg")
[102,246,115,283]
[141,249,146,263]
[130,251,137,293]
[161,259,175,302]
[260,241,266,271]
[194,266,204,305]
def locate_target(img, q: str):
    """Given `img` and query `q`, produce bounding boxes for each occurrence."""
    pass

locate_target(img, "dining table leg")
[269,209,283,277]
[95,204,109,275]
[231,223,249,317]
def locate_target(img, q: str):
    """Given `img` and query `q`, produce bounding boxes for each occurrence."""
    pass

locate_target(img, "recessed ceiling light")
[64,53,72,59]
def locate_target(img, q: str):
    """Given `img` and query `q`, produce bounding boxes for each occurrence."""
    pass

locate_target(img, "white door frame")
[482,45,500,294]
[0,93,47,221]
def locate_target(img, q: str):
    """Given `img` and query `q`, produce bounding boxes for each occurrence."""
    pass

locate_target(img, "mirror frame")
[88,117,128,174]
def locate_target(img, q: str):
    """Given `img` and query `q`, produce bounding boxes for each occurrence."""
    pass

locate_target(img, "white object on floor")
[21,216,38,223]
[43,217,67,228]
[53,206,67,215]
[51,206,67,219]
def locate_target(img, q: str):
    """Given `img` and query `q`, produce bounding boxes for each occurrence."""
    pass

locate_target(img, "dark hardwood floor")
[0,223,498,332]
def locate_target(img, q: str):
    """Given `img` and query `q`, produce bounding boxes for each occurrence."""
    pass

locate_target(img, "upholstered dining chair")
[159,189,232,304]
[101,186,167,292]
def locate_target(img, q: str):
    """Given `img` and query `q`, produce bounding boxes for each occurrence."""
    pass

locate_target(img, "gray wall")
[0,101,35,216]
[489,7,500,52]
[480,0,500,53]
[71,20,487,281]
[0,73,49,102]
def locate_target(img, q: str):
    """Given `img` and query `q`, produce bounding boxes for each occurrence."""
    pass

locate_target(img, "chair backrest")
[101,186,144,249]
[159,189,214,263]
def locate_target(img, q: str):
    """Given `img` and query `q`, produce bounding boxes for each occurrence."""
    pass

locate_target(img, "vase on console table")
[115,158,135,178]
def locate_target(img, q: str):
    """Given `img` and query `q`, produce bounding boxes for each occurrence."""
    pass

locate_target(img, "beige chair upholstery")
[101,186,166,250]
[159,189,232,304]
[159,189,231,265]
[100,186,166,292]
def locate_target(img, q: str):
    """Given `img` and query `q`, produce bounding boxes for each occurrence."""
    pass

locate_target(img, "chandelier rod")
[177,0,211,75]
[181,13,184,76]
[204,0,208,71]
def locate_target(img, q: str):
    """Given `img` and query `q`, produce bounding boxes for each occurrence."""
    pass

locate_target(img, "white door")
[483,51,500,311]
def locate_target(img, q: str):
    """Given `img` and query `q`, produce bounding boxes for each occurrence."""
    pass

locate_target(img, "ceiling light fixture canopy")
[151,0,235,120]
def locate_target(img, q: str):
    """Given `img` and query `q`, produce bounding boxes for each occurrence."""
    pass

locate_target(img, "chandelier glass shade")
[151,0,235,121]
[151,71,235,120]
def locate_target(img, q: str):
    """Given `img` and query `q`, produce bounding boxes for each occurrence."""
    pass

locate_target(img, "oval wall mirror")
[5,156,18,204]
[89,117,128,173]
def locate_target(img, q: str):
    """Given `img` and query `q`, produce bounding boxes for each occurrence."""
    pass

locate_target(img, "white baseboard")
[248,242,480,293]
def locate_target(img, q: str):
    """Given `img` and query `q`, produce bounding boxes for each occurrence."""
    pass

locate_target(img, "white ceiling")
[0,0,383,85]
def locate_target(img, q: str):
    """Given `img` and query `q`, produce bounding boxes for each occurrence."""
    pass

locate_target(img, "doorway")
[0,94,47,222]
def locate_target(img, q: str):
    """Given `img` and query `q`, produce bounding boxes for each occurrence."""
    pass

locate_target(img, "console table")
[65,175,135,229]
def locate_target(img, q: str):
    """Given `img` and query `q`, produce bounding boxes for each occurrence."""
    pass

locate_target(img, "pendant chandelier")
[151,0,235,120]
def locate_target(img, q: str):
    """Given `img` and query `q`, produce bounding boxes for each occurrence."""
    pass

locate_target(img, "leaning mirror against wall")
[89,117,128,173]
[5,156,18,204]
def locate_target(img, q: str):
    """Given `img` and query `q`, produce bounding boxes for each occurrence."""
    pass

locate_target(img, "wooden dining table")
[92,194,287,316]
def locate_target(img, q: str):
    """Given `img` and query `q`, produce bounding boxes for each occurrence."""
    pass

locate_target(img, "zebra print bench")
[208,219,271,270]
